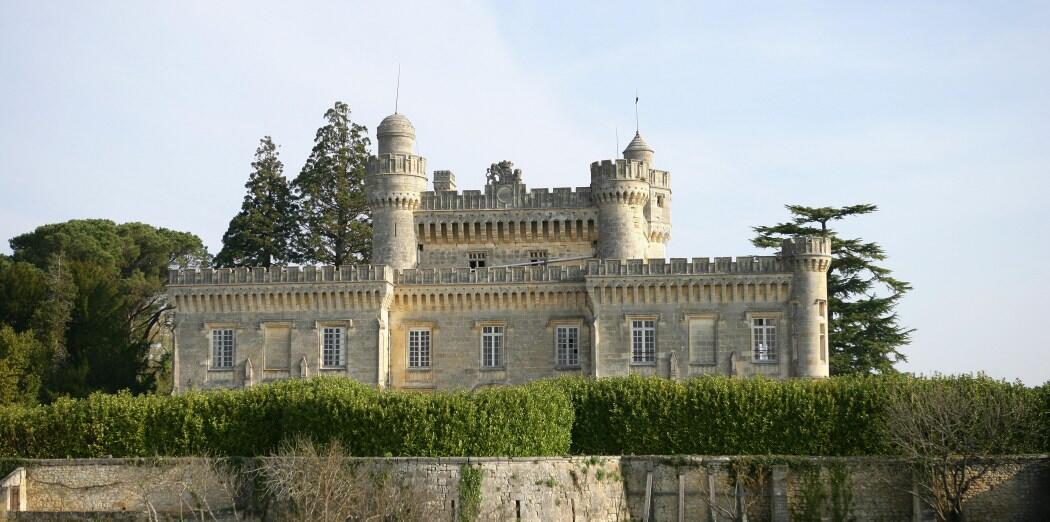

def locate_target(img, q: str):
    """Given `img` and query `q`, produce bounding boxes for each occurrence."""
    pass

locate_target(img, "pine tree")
[215,136,297,268]
[292,101,372,266]
[752,204,913,375]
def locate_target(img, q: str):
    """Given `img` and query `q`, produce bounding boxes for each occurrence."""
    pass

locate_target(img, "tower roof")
[378,113,415,136]
[623,132,653,156]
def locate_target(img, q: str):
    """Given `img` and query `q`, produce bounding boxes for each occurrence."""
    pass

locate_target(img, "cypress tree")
[215,136,297,268]
[292,101,372,266]
[753,204,913,375]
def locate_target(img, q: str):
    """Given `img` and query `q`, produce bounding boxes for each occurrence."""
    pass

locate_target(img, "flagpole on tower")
[395,65,401,114]
[635,90,639,134]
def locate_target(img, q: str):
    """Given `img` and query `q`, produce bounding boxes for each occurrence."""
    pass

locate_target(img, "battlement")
[589,159,650,183]
[396,265,585,285]
[781,236,832,257]
[168,265,392,286]
[419,186,593,210]
[585,256,786,276]
[366,153,427,176]
[648,169,670,189]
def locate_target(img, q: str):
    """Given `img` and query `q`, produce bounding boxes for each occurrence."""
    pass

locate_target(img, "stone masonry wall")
[4,456,1048,521]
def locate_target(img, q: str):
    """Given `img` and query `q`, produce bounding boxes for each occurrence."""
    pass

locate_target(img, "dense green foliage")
[214,136,298,268]
[0,377,573,458]
[1,220,209,402]
[552,375,1044,456]
[0,375,1043,459]
[292,101,373,265]
[753,204,913,375]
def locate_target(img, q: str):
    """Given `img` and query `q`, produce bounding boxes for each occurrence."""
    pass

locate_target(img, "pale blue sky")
[1,1,1048,383]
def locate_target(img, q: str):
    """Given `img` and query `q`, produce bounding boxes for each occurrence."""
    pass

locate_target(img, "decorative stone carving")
[485,160,522,185]
[668,351,679,381]
[243,358,254,387]
[299,355,309,378]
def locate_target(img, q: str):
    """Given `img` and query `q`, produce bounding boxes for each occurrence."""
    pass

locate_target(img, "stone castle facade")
[168,113,831,392]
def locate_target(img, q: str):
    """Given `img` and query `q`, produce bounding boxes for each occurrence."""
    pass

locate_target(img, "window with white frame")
[752,318,777,361]
[556,325,580,367]
[321,327,345,368]
[630,319,656,364]
[468,251,487,269]
[211,328,234,369]
[408,328,431,369]
[481,325,504,368]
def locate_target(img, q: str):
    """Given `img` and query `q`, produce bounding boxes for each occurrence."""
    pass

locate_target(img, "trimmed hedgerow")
[551,374,1044,456]
[0,378,573,458]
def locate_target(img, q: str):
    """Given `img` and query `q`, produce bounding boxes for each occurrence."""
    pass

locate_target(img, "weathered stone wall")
[4,456,1048,521]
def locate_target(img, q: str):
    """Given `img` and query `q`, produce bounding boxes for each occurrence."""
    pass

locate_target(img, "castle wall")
[167,253,826,392]
[7,457,1048,520]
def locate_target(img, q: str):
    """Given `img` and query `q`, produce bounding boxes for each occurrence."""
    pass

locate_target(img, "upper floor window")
[556,325,580,367]
[322,327,345,368]
[656,195,665,207]
[529,250,548,264]
[408,328,431,369]
[211,329,234,369]
[631,319,656,364]
[468,251,487,269]
[752,318,777,362]
[481,325,504,368]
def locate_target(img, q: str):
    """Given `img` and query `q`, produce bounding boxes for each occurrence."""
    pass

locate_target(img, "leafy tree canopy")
[753,204,913,375]
[215,136,297,268]
[293,101,372,266]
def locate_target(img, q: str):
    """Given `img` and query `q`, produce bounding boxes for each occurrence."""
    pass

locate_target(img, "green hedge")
[0,378,573,458]
[0,375,1044,458]
[552,374,1045,456]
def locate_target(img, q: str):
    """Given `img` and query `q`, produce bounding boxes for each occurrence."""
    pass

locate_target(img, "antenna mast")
[634,90,639,134]
[395,65,401,114]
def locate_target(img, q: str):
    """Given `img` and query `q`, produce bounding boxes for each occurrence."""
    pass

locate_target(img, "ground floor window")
[322,327,345,368]
[556,325,579,367]
[481,325,504,368]
[408,328,431,369]
[211,328,234,369]
[631,319,656,364]
[752,318,777,361]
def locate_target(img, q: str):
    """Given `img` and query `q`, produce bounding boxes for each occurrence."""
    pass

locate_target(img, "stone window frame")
[468,250,489,269]
[476,320,507,371]
[403,320,437,371]
[204,322,239,371]
[315,320,353,371]
[259,320,293,371]
[626,314,658,366]
[684,313,719,366]
[746,311,782,364]
[548,318,583,370]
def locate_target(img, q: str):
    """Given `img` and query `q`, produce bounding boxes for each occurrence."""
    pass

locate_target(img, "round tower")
[783,236,833,378]
[366,113,427,269]
[590,133,652,259]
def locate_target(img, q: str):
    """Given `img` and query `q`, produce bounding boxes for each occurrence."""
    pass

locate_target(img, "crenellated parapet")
[366,153,428,177]
[781,236,832,272]
[168,265,393,286]
[585,256,786,276]
[396,265,585,285]
[418,186,594,210]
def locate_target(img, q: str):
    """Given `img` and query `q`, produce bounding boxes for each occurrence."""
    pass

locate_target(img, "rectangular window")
[408,328,431,369]
[752,318,777,361]
[481,325,504,368]
[211,329,234,369]
[556,326,580,367]
[468,251,487,269]
[322,327,345,368]
[820,323,827,362]
[529,250,548,264]
[818,300,827,318]
[688,317,716,365]
[631,319,656,364]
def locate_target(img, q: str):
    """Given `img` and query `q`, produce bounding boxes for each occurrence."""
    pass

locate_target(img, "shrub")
[552,374,1043,456]
[0,378,573,458]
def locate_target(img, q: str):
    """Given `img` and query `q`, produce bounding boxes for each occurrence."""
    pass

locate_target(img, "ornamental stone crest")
[485,160,522,185]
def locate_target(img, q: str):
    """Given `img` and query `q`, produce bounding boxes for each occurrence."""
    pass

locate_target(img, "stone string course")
[3,456,1048,521]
